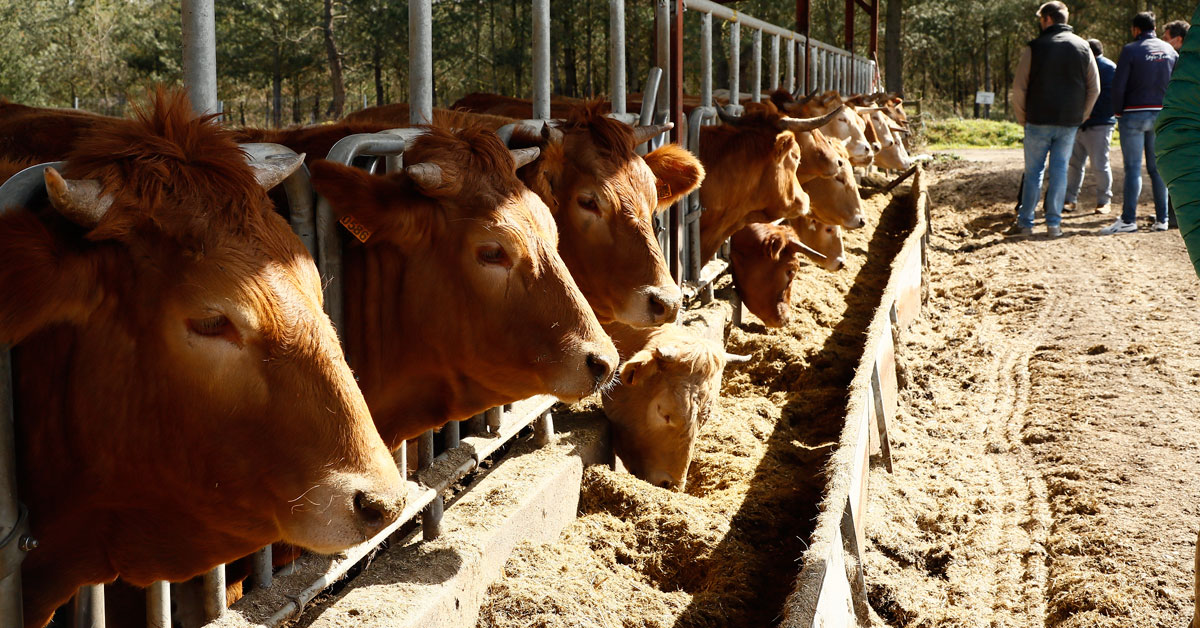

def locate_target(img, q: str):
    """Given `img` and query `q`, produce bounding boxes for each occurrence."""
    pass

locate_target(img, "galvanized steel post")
[409,0,433,124]
[74,585,104,628]
[770,33,780,91]
[533,0,551,119]
[181,0,218,115]
[786,37,795,92]
[146,581,170,628]
[418,429,443,540]
[655,0,671,124]
[609,0,626,114]
[0,348,22,628]
[701,12,713,108]
[728,20,740,109]
[203,565,225,621]
[750,29,761,102]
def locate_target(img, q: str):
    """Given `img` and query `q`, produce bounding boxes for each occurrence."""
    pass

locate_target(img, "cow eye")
[476,243,511,268]
[577,195,600,213]
[188,314,234,340]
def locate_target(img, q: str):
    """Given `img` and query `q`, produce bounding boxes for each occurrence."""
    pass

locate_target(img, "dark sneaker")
[1005,224,1034,237]
[1047,224,1063,238]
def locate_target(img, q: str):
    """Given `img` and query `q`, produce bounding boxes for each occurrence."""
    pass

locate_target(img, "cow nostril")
[353,491,388,530]
[657,480,673,489]
[648,292,680,323]
[872,143,881,151]
[836,159,845,169]
[836,259,845,270]
[586,352,615,384]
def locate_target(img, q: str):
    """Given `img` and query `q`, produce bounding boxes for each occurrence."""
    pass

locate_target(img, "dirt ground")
[865,148,1200,627]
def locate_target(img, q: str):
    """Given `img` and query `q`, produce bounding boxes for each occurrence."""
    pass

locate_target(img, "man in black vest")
[1011,1,1100,237]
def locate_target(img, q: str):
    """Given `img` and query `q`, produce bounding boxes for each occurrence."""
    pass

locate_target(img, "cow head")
[729,223,810,328]
[697,103,841,262]
[802,139,867,229]
[774,91,874,167]
[0,92,404,623]
[603,325,730,490]
[861,108,913,170]
[790,215,846,271]
[507,106,704,328]
[311,126,618,445]
[794,127,843,183]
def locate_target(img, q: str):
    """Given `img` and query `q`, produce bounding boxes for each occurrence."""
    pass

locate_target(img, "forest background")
[0,0,1193,126]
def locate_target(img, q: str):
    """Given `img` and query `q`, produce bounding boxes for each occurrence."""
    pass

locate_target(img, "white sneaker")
[1099,219,1137,235]
[1153,220,1169,231]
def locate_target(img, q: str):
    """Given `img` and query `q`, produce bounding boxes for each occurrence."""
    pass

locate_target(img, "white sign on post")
[975,91,995,105]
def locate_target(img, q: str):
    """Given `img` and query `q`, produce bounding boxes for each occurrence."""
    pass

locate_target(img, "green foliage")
[923,118,1024,149]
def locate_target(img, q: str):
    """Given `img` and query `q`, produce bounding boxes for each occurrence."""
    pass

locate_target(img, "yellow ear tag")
[339,215,373,243]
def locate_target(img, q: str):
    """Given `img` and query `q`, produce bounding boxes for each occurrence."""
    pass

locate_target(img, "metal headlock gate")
[0,0,882,626]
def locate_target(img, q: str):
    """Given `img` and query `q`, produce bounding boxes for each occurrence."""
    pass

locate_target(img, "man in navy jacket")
[1065,39,1118,215]
[1101,11,1178,234]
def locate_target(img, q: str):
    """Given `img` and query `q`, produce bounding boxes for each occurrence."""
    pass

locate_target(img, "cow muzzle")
[280,469,406,554]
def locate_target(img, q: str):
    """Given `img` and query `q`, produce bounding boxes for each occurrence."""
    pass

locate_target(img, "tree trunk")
[585,0,594,96]
[272,50,283,128]
[292,75,302,124]
[563,6,578,96]
[983,19,992,119]
[490,0,498,91]
[323,0,346,119]
[374,42,385,106]
[885,0,902,93]
[512,0,522,94]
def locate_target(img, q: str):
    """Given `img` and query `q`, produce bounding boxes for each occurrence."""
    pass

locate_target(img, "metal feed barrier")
[0,0,883,625]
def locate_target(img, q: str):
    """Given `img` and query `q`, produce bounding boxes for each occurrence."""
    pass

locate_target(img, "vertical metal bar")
[670,0,684,285]
[786,37,795,92]
[203,565,225,621]
[443,420,461,449]
[799,0,811,92]
[534,411,555,447]
[655,0,670,124]
[467,413,486,436]
[701,12,713,108]
[750,29,761,102]
[728,20,740,108]
[609,0,626,115]
[418,430,442,539]
[394,441,408,483]
[73,585,104,628]
[0,348,22,628]
[770,33,780,91]
[315,197,343,333]
[532,0,550,119]
[485,406,503,433]
[252,545,273,590]
[146,581,170,628]
[181,0,218,115]
[409,0,433,124]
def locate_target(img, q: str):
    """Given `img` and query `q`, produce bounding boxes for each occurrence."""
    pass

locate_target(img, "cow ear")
[644,144,705,212]
[0,210,103,344]
[773,133,797,160]
[763,233,788,261]
[619,349,661,387]
[310,159,430,245]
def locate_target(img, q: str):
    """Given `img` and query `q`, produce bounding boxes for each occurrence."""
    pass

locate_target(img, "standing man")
[1064,39,1117,216]
[1011,1,1100,238]
[1165,20,1190,51]
[1100,11,1178,234]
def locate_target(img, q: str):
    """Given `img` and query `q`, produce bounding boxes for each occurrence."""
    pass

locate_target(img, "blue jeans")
[1119,110,1169,223]
[1021,124,1078,228]
[1065,124,1114,207]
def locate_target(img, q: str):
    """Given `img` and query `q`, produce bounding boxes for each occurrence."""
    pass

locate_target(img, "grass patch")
[924,118,1024,150]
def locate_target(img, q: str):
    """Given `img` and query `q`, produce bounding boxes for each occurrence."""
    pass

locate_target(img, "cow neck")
[342,241,500,448]
[696,125,776,262]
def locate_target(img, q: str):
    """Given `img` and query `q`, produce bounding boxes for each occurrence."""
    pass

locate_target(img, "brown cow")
[602,323,740,490]
[0,100,109,162]
[0,91,404,628]
[771,90,875,167]
[240,103,703,328]
[697,103,847,263]
[728,223,810,328]
[790,215,846,272]
[309,125,619,448]
[802,139,866,229]
[860,107,914,170]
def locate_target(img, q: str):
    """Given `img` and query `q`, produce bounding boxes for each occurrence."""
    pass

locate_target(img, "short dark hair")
[1165,20,1190,40]
[1038,2,1068,24]
[1088,38,1103,57]
[1132,11,1156,33]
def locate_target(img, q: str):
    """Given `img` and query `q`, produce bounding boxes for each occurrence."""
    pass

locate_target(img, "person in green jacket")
[1154,5,1200,625]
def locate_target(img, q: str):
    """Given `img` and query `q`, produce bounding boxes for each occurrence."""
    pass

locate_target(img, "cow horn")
[248,152,305,191]
[405,162,444,189]
[44,167,112,227]
[724,352,752,364]
[632,122,673,145]
[510,147,541,169]
[717,107,742,125]
[541,123,564,145]
[777,105,845,132]
[796,88,820,105]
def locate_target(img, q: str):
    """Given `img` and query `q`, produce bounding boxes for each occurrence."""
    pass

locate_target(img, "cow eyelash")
[476,244,511,267]
[188,314,232,338]
[577,195,600,212]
